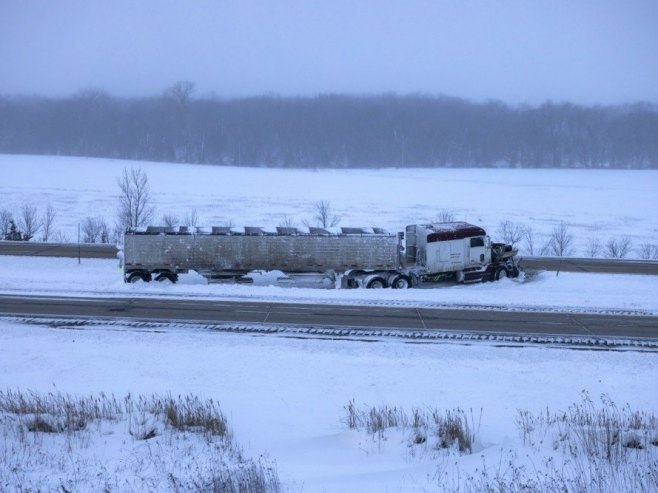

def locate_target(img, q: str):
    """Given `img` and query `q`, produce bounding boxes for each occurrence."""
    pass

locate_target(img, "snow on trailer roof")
[128,226,392,236]
[424,222,487,242]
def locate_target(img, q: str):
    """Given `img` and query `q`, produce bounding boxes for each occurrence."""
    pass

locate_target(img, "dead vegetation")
[0,389,280,492]
[344,400,478,454]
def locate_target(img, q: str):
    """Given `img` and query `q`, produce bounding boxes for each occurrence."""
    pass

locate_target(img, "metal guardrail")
[0,241,118,259]
[519,256,658,275]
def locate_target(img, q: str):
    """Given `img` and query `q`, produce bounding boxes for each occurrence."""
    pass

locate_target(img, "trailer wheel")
[390,274,412,289]
[495,266,509,281]
[155,272,177,283]
[343,270,364,289]
[344,278,359,289]
[127,271,151,283]
[366,276,387,289]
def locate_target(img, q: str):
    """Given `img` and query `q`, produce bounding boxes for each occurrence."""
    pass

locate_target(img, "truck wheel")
[390,274,411,289]
[155,272,177,283]
[366,276,387,289]
[495,266,509,281]
[127,271,151,283]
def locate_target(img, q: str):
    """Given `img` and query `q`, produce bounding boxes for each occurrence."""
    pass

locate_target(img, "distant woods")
[1,85,657,168]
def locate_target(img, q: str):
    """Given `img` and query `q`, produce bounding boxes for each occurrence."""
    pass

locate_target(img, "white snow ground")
[1,318,657,491]
[1,154,658,491]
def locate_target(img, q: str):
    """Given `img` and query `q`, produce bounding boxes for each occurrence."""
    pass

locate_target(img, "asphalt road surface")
[1,295,656,340]
[2,241,657,275]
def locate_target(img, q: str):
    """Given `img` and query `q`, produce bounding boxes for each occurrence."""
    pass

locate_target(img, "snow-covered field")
[2,154,657,256]
[1,318,657,491]
[1,154,658,491]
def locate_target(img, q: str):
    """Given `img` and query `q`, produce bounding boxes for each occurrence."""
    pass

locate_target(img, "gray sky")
[1,0,657,105]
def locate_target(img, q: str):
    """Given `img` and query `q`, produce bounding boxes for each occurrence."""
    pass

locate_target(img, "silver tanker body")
[123,226,401,286]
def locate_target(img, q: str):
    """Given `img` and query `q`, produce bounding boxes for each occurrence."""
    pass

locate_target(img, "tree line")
[1,84,657,168]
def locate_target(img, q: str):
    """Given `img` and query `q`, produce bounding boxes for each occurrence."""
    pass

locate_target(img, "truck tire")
[390,274,412,289]
[155,272,177,283]
[127,271,151,283]
[495,266,509,281]
[343,270,365,289]
[366,276,387,289]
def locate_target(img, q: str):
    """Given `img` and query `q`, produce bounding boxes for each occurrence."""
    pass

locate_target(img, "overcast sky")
[1,1,657,105]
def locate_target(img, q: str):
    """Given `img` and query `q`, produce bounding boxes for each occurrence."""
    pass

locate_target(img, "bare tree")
[183,208,199,228]
[0,209,12,238]
[100,221,110,243]
[117,167,155,231]
[638,243,658,260]
[584,238,602,258]
[81,216,110,243]
[278,215,297,228]
[548,222,574,257]
[161,214,179,228]
[434,209,456,222]
[497,220,524,248]
[539,240,552,256]
[81,217,99,243]
[40,204,56,242]
[605,237,632,258]
[110,226,123,245]
[521,225,536,255]
[81,217,96,243]
[18,203,42,241]
[51,231,71,243]
[304,200,340,228]
[164,80,195,105]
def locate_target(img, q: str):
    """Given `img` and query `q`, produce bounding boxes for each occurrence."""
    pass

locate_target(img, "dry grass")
[161,395,228,436]
[516,391,658,463]
[168,460,282,493]
[0,389,280,492]
[453,392,658,493]
[344,399,478,454]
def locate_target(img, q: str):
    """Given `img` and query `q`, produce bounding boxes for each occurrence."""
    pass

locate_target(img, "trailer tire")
[495,266,509,281]
[127,271,151,283]
[365,276,387,289]
[343,277,359,289]
[343,270,364,289]
[155,272,177,283]
[390,274,412,289]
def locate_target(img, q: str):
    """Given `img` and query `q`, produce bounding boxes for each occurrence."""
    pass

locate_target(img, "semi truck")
[122,222,519,288]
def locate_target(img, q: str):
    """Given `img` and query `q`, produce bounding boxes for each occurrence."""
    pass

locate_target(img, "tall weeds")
[344,400,479,454]
[454,392,658,492]
[0,389,280,492]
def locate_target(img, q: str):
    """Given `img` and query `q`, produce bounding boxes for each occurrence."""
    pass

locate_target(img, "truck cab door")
[468,236,488,266]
